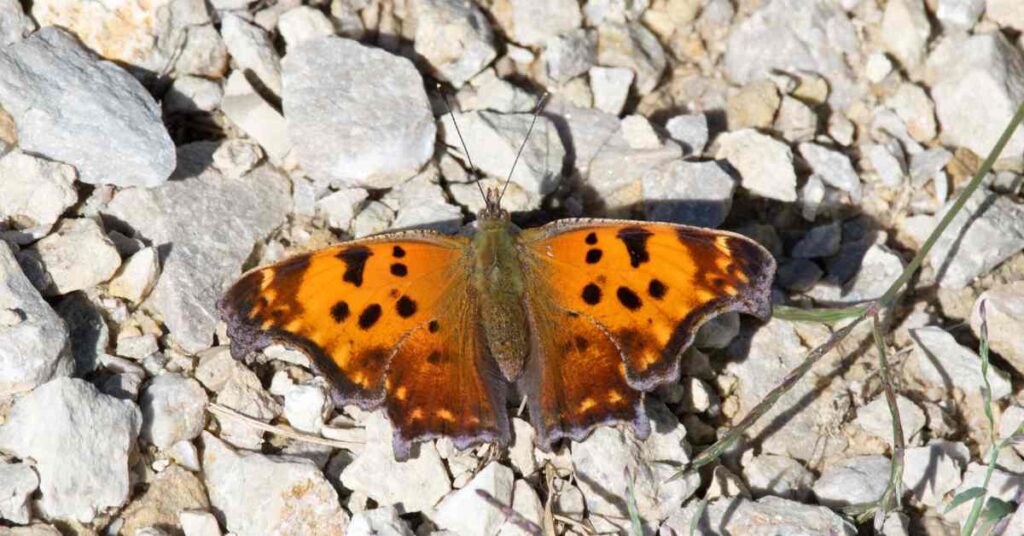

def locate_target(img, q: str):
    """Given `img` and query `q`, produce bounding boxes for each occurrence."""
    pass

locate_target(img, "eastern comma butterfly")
[218,103,776,460]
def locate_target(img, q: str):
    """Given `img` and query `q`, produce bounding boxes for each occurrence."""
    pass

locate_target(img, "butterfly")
[218,106,776,460]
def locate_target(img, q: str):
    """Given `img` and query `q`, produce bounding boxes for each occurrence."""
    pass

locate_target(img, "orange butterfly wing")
[519,219,775,448]
[218,231,509,459]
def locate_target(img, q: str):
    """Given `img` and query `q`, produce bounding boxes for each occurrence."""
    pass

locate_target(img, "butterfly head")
[479,186,509,222]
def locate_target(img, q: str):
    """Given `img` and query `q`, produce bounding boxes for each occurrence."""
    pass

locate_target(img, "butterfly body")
[220,190,776,459]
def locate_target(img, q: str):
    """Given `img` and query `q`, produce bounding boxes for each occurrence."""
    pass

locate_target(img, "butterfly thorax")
[472,212,530,380]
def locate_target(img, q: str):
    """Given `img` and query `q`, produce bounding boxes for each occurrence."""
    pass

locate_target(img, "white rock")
[945,462,1024,525]
[589,66,634,115]
[583,0,648,24]
[456,69,535,113]
[316,188,369,232]
[621,114,660,149]
[854,394,927,447]
[277,6,334,47]
[498,480,544,536]
[716,129,797,202]
[107,247,160,304]
[220,14,282,96]
[571,401,700,533]
[811,243,905,303]
[0,241,72,396]
[103,143,291,353]
[16,218,121,297]
[987,0,1024,31]
[909,325,1012,400]
[179,510,223,536]
[213,358,282,450]
[641,160,735,227]
[351,201,396,238]
[382,167,463,233]
[813,455,891,508]
[441,110,565,209]
[665,113,708,155]
[927,33,1024,162]
[886,83,937,143]
[545,100,623,177]
[169,440,202,472]
[937,0,984,28]
[798,143,861,199]
[222,70,291,162]
[163,75,224,114]
[432,462,514,536]
[595,21,665,93]
[140,373,208,449]
[0,151,77,244]
[903,440,968,507]
[414,0,497,87]
[0,27,175,187]
[724,0,860,108]
[865,52,894,83]
[340,411,451,514]
[347,506,414,536]
[775,96,818,143]
[864,141,906,187]
[494,0,582,47]
[971,281,1024,373]
[202,432,348,536]
[212,139,264,179]
[881,0,931,70]
[0,0,33,46]
[741,454,814,500]
[544,29,595,83]
[0,378,141,522]
[0,461,38,524]
[283,37,436,189]
[666,496,855,535]
[116,333,159,360]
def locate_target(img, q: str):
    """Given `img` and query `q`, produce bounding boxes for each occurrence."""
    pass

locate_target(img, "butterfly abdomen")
[473,218,530,380]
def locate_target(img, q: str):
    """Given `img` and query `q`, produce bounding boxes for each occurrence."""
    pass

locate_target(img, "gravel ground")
[1,0,1024,535]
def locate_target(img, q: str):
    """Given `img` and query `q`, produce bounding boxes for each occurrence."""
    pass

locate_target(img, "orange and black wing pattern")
[218,231,509,459]
[518,219,775,448]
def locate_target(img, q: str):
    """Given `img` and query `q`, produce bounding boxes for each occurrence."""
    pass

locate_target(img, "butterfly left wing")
[218,232,509,459]
[518,219,775,448]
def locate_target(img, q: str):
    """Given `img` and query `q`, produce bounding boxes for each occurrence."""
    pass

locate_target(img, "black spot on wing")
[391,263,408,277]
[582,283,602,305]
[330,301,350,322]
[396,296,417,318]
[586,249,602,264]
[338,246,372,287]
[428,320,440,333]
[648,279,667,300]
[617,227,653,268]
[358,303,382,329]
[585,232,598,245]
[617,286,642,310]
[392,245,406,258]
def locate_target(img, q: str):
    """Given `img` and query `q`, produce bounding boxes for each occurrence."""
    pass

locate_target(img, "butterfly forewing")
[218,231,510,458]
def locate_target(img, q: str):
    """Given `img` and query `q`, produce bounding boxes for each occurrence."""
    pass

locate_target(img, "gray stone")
[347,506,414,536]
[589,66,634,115]
[277,6,334,47]
[944,462,1024,526]
[382,167,463,233]
[497,480,543,536]
[742,454,814,500]
[455,69,535,113]
[716,129,797,202]
[544,29,595,84]
[545,100,623,177]
[0,242,72,396]
[986,0,1024,31]
[813,455,891,508]
[881,0,931,70]
[0,461,38,524]
[723,0,860,108]
[927,33,1024,162]
[665,496,855,535]
[316,188,369,233]
[811,242,904,303]
[163,75,224,114]
[0,0,33,46]
[283,37,436,189]
[665,113,708,155]
[583,0,649,24]
[937,0,983,29]
[431,462,514,536]
[776,258,823,292]
[0,27,175,187]
[107,247,160,304]
[903,440,968,507]
[641,160,735,227]
[202,432,349,536]
[16,218,121,297]
[222,70,290,162]
[414,0,497,87]
[971,281,1024,373]
[220,13,282,96]
[595,21,665,93]
[792,221,841,258]
[54,292,107,376]
[864,141,906,188]
[179,510,223,536]
[571,401,700,533]
[212,139,264,179]
[140,373,209,449]
[909,325,1011,400]
[726,80,780,131]
[853,394,927,447]
[887,83,937,143]
[493,0,582,47]
[0,378,141,522]
[0,151,77,245]
[775,95,818,143]
[116,333,159,360]
[103,143,291,353]
[798,143,861,199]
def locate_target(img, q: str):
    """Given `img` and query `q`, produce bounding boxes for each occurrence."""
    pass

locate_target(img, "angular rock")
[927,33,1024,161]
[283,37,436,189]
[493,0,582,47]
[812,455,891,508]
[0,378,141,522]
[811,243,904,303]
[414,0,497,87]
[792,222,841,259]
[0,0,33,46]
[641,160,735,227]
[665,495,855,535]
[798,142,861,199]
[163,75,224,115]
[107,247,160,304]
[881,0,930,71]
[665,113,709,155]
[316,188,370,232]
[179,510,224,536]
[903,440,968,507]
[864,142,906,188]
[776,258,823,292]
[140,373,209,449]
[589,66,634,115]
[498,480,544,536]
[103,143,292,353]
[119,465,211,536]
[0,242,72,396]
[381,167,463,233]
[202,432,348,536]
[987,0,1024,31]
[543,29,595,84]
[908,326,1011,400]
[971,281,1024,373]
[222,70,290,162]
[0,461,38,524]
[887,83,937,143]
[944,462,1024,526]
[432,462,514,536]
[455,69,535,113]
[936,0,983,29]
[347,506,414,536]
[0,27,174,187]
[726,80,780,130]
[741,454,814,501]
[853,394,927,447]
[221,14,282,95]
[277,6,334,47]
[595,21,665,93]
[0,151,77,244]
[775,95,818,143]
[716,129,797,202]
[571,400,700,533]
[16,218,121,297]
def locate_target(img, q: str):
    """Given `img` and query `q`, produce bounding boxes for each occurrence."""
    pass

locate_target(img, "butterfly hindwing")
[519,218,775,445]
[218,231,510,458]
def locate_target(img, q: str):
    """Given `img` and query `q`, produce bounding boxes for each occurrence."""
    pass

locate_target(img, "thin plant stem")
[962,301,995,536]
[872,313,905,528]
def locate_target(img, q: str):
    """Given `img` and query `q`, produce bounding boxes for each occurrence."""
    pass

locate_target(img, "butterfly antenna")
[498,92,549,204]
[438,84,486,203]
